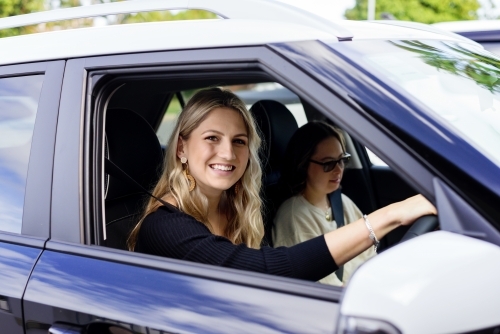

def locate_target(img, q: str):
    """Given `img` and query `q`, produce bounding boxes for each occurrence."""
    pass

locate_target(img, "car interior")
[90,67,435,271]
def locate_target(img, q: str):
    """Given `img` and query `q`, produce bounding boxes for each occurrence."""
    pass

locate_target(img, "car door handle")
[49,322,135,334]
[48,322,83,334]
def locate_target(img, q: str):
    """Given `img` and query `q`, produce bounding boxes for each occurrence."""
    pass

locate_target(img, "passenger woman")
[273,121,374,286]
[128,88,436,282]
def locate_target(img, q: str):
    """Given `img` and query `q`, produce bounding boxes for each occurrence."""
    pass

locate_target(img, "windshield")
[337,40,500,166]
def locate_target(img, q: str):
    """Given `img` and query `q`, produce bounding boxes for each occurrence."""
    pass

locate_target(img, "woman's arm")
[324,194,436,266]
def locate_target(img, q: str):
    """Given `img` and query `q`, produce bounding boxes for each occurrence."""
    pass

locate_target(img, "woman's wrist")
[367,204,400,239]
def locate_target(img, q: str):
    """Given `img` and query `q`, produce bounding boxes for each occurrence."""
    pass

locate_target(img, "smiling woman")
[128,87,436,282]
[129,88,265,249]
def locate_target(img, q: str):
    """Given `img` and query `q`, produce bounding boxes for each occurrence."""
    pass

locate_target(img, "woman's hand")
[324,194,436,266]
[389,194,437,226]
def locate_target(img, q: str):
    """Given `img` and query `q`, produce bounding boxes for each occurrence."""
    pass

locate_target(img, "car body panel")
[22,61,65,238]
[0,17,471,67]
[373,19,482,47]
[338,19,473,43]
[341,230,500,334]
[24,248,339,333]
[0,19,337,67]
[0,240,42,334]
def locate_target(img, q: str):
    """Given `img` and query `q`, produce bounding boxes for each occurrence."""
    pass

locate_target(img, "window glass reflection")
[0,75,44,234]
[361,41,500,166]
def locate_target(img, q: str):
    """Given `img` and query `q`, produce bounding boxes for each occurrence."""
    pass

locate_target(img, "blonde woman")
[128,88,436,281]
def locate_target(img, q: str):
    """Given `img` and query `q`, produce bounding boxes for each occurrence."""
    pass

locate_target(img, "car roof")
[0,0,477,66]
[0,19,338,66]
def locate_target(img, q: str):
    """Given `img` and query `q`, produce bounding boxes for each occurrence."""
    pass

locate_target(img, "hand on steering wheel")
[399,215,439,244]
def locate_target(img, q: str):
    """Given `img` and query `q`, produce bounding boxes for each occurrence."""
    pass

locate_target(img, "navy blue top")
[135,205,338,281]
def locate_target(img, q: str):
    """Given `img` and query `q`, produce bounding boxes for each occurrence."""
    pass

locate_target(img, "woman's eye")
[234,139,247,145]
[205,136,218,141]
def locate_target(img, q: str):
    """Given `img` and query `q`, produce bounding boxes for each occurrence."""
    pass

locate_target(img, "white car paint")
[0,0,474,66]
[341,231,500,333]
[0,19,337,66]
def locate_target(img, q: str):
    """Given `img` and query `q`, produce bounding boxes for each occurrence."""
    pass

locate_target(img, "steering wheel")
[398,215,439,244]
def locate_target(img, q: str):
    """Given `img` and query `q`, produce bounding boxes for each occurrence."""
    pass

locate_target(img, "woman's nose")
[218,140,236,160]
[332,163,343,173]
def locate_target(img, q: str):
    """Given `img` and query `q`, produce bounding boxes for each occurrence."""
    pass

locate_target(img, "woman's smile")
[210,164,235,172]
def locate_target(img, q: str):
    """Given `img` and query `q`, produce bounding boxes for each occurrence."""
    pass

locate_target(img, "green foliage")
[345,0,481,23]
[0,0,45,37]
[0,0,217,38]
[116,9,217,24]
[58,0,217,24]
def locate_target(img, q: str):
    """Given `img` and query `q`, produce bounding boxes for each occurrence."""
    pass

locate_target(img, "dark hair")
[279,121,345,199]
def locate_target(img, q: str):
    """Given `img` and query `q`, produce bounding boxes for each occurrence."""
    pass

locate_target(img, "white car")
[0,1,499,333]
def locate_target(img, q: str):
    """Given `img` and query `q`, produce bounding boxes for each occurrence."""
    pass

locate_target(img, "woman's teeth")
[211,164,234,171]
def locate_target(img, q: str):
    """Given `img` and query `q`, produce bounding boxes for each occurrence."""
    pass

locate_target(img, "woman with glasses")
[273,121,375,286]
[130,89,435,283]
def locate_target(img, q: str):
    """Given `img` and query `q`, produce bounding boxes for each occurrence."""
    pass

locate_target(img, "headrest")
[105,108,163,201]
[250,100,298,174]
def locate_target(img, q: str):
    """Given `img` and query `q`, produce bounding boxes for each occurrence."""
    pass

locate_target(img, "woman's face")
[178,107,249,198]
[305,136,344,196]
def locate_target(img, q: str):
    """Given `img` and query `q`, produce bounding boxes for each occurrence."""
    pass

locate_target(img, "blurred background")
[0,0,499,38]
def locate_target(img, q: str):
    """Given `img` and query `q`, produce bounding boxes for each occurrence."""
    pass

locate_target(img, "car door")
[0,61,64,333]
[270,39,500,333]
[22,49,345,334]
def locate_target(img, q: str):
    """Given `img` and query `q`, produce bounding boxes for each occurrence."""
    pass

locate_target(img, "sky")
[275,0,500,21]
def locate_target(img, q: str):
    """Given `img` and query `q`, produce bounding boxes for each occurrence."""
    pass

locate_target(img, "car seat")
[104,108,164,250]
[249,100,299,246]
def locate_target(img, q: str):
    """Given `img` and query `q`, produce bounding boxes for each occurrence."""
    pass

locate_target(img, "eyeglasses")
[309,153,351,172]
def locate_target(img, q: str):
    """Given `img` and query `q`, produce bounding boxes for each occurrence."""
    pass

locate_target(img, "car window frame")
[49,44,440,295]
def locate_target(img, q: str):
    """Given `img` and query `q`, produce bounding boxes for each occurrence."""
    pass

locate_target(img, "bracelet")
[363,214,379,252]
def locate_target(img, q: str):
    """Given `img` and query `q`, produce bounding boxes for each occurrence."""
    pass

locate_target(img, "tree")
[0,0,46,37]
[0,0,217,38]
[345,0,481,23]
[58,0,217,25]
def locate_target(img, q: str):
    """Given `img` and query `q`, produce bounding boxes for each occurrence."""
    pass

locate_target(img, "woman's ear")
[177,136,186,159]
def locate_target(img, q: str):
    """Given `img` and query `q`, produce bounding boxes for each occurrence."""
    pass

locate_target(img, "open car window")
[93,65,425,288]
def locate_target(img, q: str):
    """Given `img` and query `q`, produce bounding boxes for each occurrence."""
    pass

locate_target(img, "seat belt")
[105,158,170,210]
[329,188,344,282]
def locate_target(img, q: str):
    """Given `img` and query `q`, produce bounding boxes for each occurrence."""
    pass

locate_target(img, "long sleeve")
[273,194,376,286]
[135,206,338,281]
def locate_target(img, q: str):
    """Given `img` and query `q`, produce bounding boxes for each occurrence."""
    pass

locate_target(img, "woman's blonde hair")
[128,87,264,250]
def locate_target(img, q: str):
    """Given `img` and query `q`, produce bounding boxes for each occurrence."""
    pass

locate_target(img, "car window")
[156,93,183,145]
[358,40,500,167]
[0,75,44,234]
[366,148,388,167]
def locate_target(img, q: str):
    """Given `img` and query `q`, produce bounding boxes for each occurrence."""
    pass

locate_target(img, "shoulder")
[136,205,212,254]
[142,205,210,233]
[278,195,299,211]
[275,195,303,221]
